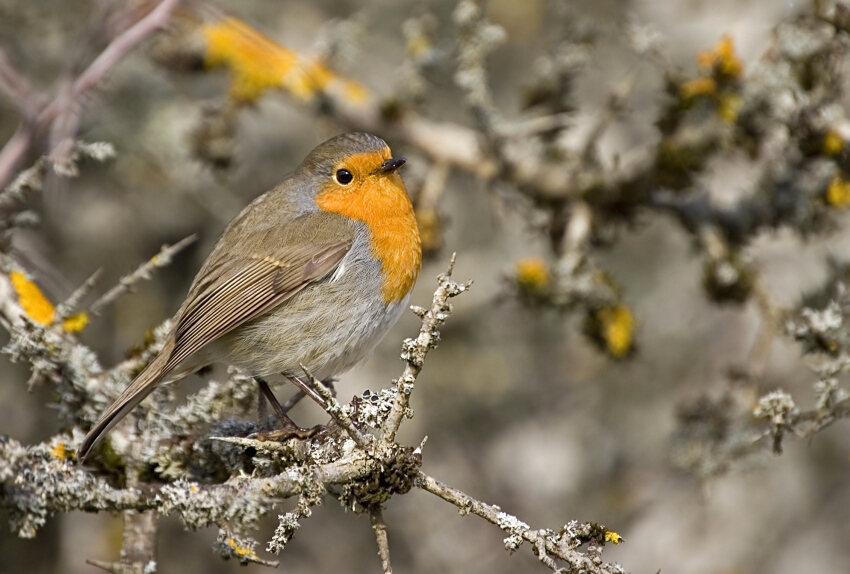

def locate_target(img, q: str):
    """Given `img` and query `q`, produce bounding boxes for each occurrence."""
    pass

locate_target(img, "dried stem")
[370,508,393,574]
[88,235,198,315]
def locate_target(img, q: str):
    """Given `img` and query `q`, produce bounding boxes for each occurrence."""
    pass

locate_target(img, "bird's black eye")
[335,169,353,185]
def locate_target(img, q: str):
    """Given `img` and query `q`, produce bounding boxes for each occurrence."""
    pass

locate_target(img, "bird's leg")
[283,373,326,408]
[279,379,337,414]
[251,378,320,440]
[257,382,271,431]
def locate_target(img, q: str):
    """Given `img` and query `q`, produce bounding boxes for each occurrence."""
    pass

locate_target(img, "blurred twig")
[88,235,198,316]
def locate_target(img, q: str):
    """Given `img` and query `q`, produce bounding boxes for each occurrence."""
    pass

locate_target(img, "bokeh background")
[1,0,849,573]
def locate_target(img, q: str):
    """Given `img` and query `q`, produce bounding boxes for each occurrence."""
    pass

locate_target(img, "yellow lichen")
[680,77,717,100]
[515,257,550,292]
[823,130,846,156]
[597,305,635,358]
[228,538,259,561]
[201,18,368,104]
[827,175,850,208]
[62,313,89,333]
[717,93,742,124]
[604,531,624,545]
[698,35,743,79]
[9,271,89,332]
[10,271,56,325]
[50,442,68,460]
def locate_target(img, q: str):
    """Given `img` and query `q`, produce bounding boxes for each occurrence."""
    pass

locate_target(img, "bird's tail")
[78,337,176,460]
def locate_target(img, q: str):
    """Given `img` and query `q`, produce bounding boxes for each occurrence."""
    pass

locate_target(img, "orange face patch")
[315,149,422,303]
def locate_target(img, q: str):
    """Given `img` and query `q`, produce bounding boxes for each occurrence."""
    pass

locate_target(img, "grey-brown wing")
[161,238,351,373]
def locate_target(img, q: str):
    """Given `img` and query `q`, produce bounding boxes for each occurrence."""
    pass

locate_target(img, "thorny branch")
[88,235,199,316]
[416,472,624,574]
[0,0,183,188]
[5,0,850,571]
[0,236,623,572]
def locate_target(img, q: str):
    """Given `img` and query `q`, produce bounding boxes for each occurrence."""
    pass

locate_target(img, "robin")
[78,132,422,459]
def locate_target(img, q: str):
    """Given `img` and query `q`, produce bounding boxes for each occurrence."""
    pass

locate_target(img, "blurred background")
[1,0,849,573]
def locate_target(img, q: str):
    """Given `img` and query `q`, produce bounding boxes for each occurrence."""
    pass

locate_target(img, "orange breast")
[315,162,421,303]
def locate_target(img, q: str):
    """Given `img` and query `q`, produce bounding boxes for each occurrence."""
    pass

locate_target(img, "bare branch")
[370,508,393,574]
[88,235,198,315]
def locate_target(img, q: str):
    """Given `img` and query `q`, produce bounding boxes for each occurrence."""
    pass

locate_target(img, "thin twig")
[378,254,471,451]
[88,235,197,315]
[0,124,35,190]
[54,269,103,321]
[0,0,184,188]
[38,0,184,127]
[416,471,621,574]
[746,277,782,382]
[0,50,44,119]
[298,364,372,449]
[370,508,393,574]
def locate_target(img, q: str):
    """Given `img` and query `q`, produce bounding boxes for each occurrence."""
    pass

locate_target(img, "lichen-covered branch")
[379,253,471,451]
[416,472,625,574]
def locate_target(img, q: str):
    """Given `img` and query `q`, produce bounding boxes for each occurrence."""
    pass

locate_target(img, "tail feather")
[78,338,176,460]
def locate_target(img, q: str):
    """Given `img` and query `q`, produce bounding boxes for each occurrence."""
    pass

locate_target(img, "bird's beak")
[380,157,406,174]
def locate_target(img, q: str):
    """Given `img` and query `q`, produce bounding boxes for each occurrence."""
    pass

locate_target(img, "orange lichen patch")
[10,271,56,325]
[50,442,68,460]
[605,531,624,545]
[717,93,742,124]
[62,313,89,333]
[407,35,433,59]
[315,150,421,303]
[9,272,90,332]
[227,538,260,561]
[596,305,635,358]
[680,77,717,100]
[201,17,368,104]
[823,129,846,156]
[515,257,550,293]
[827,175,850,208]
[9,271,90,332]
[698,35,743,79]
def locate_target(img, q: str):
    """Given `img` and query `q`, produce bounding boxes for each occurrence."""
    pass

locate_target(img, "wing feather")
[163,238,352,373]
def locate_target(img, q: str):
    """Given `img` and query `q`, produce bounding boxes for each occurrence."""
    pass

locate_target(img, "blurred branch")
[0,50,43,119]
[88,235,198,315]
[0,0,183,188]
[370,508,393,574]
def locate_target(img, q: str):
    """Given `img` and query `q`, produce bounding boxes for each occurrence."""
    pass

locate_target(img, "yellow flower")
[227,538,260,561]
[9,271,90,332]
[823,130,846,156]
[62,313,89,333]
[699,35,743,79]
[515,257,550,292]
[596,305,635,359]
[714,35,743,79]
[680,77,717,100]
[50,442,68,460]
[201,18,367,105]
[717,93,742,124]
[827,175,850,208]
[10,271,56,325]
[605,530,624,545]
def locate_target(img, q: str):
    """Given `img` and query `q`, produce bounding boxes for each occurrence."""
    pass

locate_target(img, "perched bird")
[78,132,421,459]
